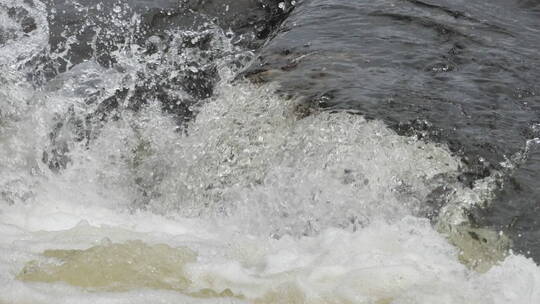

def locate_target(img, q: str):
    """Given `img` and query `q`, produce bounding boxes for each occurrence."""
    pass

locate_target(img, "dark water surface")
[244,0,540,261]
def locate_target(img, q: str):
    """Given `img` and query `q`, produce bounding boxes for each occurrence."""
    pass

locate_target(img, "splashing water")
[1,1,540,303]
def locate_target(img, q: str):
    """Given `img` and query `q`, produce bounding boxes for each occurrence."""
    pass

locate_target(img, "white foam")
[1,211,539,304]
[2,78,540,303]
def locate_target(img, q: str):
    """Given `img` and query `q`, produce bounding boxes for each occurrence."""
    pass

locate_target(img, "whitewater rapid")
[1,1,540,303]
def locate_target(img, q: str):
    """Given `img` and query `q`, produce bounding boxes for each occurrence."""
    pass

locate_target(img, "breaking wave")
[1,1,539,303]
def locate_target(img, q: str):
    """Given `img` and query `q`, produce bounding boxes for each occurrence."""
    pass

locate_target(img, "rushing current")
[1,0,540,303]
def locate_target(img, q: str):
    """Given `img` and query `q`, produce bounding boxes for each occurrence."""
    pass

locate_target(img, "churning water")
[1,0,539,303]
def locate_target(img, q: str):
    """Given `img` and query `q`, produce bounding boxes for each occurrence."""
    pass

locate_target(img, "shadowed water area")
[1,0,540,303]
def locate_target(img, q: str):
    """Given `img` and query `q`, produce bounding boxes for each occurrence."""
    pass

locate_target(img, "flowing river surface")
[1,1,540,303]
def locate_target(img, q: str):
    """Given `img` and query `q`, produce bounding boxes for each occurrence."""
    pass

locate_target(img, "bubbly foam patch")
[3,218,540,304]
[0,54,534,304]
[1,79,539,303]
[2,74,534,302]
[77,80,463,237]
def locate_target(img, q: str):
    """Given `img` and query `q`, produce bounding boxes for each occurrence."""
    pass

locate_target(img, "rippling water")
[246,0,540,261]
[1,1,539,303]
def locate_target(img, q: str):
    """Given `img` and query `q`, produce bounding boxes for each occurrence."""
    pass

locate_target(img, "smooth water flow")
[1,1,540,303]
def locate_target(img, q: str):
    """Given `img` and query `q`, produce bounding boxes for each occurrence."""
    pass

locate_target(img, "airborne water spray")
[1,1,540,304]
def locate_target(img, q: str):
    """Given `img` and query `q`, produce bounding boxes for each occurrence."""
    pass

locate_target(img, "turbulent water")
[1,0,540,303]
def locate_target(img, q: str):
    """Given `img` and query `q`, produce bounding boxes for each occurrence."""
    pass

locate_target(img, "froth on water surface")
[6,218,540,304]
[2,79,540,303]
